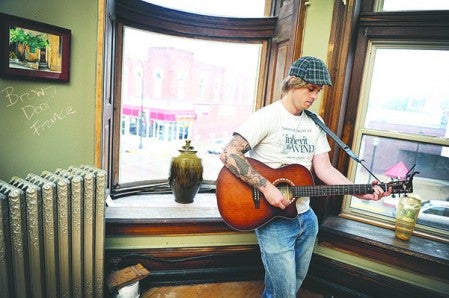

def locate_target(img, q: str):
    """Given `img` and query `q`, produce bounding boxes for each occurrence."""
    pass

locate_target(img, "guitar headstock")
[386,166,419,195]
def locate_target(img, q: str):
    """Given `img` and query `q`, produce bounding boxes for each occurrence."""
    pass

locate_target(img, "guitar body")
[216,158,314,231]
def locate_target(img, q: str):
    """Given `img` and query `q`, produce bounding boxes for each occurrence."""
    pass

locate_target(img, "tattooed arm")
[219,133,290,209]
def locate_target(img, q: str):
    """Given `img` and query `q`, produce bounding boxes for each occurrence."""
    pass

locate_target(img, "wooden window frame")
[104,0,307,225]
[314,0,449,284]
[319,0,449,217]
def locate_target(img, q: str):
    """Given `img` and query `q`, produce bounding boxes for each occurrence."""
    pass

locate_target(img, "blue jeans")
[255,208,318,298]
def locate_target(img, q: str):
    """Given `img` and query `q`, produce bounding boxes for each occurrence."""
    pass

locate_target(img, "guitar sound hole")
[277,182,294,202]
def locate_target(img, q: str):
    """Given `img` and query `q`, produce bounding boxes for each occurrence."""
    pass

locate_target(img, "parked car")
[417,200,449,230]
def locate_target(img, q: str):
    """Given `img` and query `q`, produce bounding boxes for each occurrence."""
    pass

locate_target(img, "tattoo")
[230,134,251,153]
[223,133,268,191]
[229,154,268,190]
[227,164,239,176]
[233,154,250,176]
[255,175,268,188]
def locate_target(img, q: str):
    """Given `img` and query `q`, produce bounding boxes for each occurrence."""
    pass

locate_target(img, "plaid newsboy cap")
[288,56,333,86]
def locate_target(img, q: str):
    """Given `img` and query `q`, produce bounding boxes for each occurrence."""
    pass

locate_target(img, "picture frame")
[0,13,71,82]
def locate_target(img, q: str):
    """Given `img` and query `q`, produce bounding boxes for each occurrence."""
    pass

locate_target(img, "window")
[118,28,261,185]
[340,2,449,240]
[109,0,280,200]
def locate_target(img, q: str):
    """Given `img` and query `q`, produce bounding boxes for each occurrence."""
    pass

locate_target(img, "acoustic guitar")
[216,158,415,231]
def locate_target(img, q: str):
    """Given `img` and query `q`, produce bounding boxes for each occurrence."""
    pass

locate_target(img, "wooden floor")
[142,280,323,298]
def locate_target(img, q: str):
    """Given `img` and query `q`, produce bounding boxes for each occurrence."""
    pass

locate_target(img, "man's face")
[292,83,323,110]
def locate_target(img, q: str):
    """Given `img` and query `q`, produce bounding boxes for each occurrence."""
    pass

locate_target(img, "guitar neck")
[293,183,378,197]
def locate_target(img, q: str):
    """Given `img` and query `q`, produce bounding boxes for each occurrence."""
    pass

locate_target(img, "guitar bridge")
[252,187,260,209]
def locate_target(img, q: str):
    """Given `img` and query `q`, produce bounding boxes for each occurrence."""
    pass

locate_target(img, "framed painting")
[0,13,71,82]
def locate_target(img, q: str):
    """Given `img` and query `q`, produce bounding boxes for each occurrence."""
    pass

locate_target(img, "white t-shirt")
[235,100,331,213]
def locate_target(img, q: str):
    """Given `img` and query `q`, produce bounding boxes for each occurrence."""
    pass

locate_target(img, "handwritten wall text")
[1,86,77,136]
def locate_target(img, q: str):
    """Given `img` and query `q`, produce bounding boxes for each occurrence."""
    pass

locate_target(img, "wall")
[302,0,334,114]
[0,0,99,180]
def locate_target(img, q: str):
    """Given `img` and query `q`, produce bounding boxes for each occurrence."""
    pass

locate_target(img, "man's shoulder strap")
[304,110,361,163]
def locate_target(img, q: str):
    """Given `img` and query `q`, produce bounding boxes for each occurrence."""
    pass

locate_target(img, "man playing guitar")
[219,56,392,298]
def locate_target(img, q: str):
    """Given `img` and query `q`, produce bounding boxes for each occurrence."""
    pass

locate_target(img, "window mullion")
[361,129,449,147]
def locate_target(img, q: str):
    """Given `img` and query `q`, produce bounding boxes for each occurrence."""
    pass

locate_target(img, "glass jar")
[395,193,422,241]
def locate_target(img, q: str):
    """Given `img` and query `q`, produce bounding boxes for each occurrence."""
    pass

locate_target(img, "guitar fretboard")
[292,184,377,197]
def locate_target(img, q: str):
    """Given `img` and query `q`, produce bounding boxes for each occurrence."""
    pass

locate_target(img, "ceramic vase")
[169,140,203,204]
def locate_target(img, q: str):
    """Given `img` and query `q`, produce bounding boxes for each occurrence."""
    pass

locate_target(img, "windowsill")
[318,216,449,281]
[106,192,221,219]
[105,193,234,235]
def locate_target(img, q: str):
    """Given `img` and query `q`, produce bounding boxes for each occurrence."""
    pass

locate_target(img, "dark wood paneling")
[307,254,447,298]
[264,0,305,105]
[360,11,449,27]
[106,213,449,283]
[106,217,234,235]
[116,0,277,40]
[104,240,447,297]
[320,2,363,226]
[104,245,264,288]
[318,216,449,280]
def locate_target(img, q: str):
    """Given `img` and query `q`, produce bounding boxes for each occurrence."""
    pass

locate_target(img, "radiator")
[0,165,107,298]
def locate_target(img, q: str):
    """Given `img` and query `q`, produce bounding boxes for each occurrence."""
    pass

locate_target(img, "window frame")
[343,41,449,227]
[107,0,309,199]
[111,0,277,194]
[115,0,277,40]
[320,0,449,242]
[102,0,309,231]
